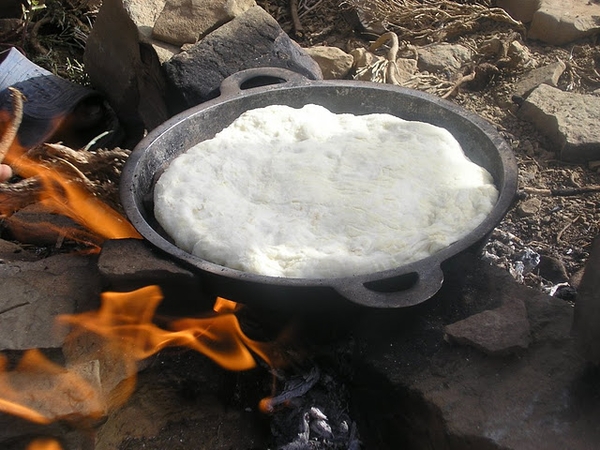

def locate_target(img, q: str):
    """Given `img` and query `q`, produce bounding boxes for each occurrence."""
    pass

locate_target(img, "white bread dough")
[154,104,499,278]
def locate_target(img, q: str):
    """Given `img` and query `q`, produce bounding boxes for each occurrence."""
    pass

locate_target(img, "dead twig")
[556,215,581,243]
[25,143,130,210]
[298,0,325,19]
[0,177,41,216]
[343,0,524,44]
[29,15,51,55]
[524,186,600,197]
[354,32,416,85]
[441,70,476,99]
[289,0,303,35]
[29,143,130,182]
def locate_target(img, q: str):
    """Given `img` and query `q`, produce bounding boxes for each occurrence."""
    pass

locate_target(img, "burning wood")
[0,86,139,248]
[0,143,132,214]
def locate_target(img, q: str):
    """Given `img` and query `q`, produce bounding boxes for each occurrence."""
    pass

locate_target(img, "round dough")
[154,104,499,278]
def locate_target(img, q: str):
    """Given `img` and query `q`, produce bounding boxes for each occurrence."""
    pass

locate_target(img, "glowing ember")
[0,286,272,427]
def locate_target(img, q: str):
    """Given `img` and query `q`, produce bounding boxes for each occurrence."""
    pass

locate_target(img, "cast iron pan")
[121,68,518,310]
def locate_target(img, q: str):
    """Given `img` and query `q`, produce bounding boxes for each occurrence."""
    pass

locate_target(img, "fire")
[0,88,140,246]
[3,144,140,241]
[0,286,273,427]
[60,286,271,372]
[0,88,276,443]
[26,438,63,450]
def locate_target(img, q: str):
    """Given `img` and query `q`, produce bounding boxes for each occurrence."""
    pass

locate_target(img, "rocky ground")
[2,3,600,449]
[2,0,600,297]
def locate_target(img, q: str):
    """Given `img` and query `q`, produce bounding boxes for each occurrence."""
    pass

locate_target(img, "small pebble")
[517,197,542,217]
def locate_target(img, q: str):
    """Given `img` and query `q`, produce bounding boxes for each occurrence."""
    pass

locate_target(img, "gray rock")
[84,0,170,146]
[0,253,101,350]
[528,0,600,45]
[478,37,536,70]
[497,0,541,23]
[152,0,256,46]
[416,43,473,73]
[356,255,593,450]
[517,83,600,162]
[395,58,418,82]
[537,254,569,283]
[163,5,322,112]
[304,46,353,80]
[122,0,181,63]
[570,266,586,290]
[97,238,212,313]
[444,297,531,355]
[512,60,566,100]
[516,196,542,217]
[0,238,39,262]
[572,235,600,364]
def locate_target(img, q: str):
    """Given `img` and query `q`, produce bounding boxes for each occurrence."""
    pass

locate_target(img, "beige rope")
[0,87,25,163]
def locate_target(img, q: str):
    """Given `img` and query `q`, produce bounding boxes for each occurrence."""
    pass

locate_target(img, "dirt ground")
[4,0,600,297]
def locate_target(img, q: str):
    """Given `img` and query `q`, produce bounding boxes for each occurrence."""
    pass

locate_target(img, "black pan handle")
[219,67,309,98]
[333,264,445,309]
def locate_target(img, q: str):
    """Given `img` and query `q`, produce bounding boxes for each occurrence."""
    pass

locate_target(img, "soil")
[3,0,600,297]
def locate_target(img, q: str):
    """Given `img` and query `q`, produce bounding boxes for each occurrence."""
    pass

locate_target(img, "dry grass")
[343,0,524,43]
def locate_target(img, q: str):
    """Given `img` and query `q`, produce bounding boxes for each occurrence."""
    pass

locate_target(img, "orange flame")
[59,286,271,371]
[0,105,275,432]
[0,286,272,426]
[26,438,64,450]
[1,99,140,245]
[3,143,140,241]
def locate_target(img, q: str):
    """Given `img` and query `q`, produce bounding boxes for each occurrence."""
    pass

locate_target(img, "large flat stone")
[528,0,600,45]
[352,254,596,449]
[444,296,531,355]
[517,83,600,162]
[512,60,566,100]
[97,238,213,314]
[0,253,102,350]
